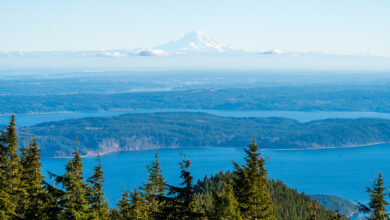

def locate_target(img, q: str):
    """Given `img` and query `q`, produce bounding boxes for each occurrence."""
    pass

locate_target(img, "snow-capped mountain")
[153,31,245,54]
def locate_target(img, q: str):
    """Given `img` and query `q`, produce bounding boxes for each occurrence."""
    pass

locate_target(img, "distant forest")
[20,112,390,157]
[2,85,390,114]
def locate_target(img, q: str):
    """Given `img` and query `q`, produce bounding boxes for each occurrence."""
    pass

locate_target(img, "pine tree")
[210,179,242,220]
[128,188,148,219]
[232,138,275,219]
[159,153,203,219]
[87,154,110,220]
[19,138,46,219]
[307,200,318,220]
[0,115,22,219]
[358,172,389,220]
[117,190,132,220]
[51,141,90,219]
[141,152,167,218]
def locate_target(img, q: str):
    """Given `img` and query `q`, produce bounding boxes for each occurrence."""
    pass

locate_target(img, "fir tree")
[50,141,90,219]
[128,188,148,219]
[210,179,242,220]
[87,154,110,220]
[232,138,275,219]
[307,200,318,220]
[19,138,46,219]
[141,152,167,218]
[0,115,22,219]
[159,153,203,219]
[358,172,389,220]
[117,190,132,220]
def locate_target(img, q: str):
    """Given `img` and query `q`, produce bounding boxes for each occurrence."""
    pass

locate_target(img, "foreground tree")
[358,172,389,220]
[233,138,275,219]
[19,138,46,219]
[117,190,132,219]
[141,152,167,218]
[50,143,90,219]
[87,154,110,220]
[0,115,23,219]
[210,178,242,220]
[159,153,203,219]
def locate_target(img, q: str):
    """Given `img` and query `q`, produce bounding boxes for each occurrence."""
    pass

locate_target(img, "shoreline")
[47,142,390,159]
[3,109,390,117]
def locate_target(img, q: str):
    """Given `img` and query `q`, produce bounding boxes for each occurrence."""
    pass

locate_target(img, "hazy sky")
[1,0,389,56]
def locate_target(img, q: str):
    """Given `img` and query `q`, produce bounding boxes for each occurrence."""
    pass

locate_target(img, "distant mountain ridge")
[2,31,385,59]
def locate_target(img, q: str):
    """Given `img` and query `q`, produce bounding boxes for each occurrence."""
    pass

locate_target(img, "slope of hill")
[20,112,390,157]
[194,171,351,219]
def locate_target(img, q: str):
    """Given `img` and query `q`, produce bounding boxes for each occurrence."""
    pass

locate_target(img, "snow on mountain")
[154,31,245,54]
[260,49,284,55]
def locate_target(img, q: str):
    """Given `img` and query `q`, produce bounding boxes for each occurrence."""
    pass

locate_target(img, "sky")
[1,0,390,57]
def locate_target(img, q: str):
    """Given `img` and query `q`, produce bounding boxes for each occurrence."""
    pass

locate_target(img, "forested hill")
[20,112,390,157]
[2,86,390,114]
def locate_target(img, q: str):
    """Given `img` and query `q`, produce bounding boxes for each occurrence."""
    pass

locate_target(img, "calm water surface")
[42,144,390,208]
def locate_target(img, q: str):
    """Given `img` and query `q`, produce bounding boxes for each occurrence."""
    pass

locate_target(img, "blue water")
[4,110,390,126]
[42,144,390,209]
[10,109,390,218]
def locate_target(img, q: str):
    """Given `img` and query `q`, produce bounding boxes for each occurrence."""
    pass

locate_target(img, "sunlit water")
[42,144,390,210]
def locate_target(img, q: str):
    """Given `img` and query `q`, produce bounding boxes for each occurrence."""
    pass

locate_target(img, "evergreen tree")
[232,138,275,219]
[19,138,46,219]
[159,153,203,219]
[141,152,167,218]
[51,141,90,219]
[358,172,389,220]
[117,190,132,220]
[128,188,148,219]
[87,155,110,220]
[210,179,242,220]
[307,200,318,220]
[0,115,22,219]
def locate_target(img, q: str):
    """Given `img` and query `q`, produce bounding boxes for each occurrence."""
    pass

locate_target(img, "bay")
[42,144,390,208]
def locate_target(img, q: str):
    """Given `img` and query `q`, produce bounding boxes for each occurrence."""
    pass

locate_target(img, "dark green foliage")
[87,155,110,220]
[128,188,148,219]
[209,179,241,220]
[141,152,167,219]
[159,154,203,219]
[22,112,390,157]
[117,190,132,220]
[116,188,148,220]
[194,172,347,220]
[49,146,90,219]
[19,138,46,219]
[233,139,275,219]
[358,172,389,219]
[308,200,319,220]
[0,115,22,219]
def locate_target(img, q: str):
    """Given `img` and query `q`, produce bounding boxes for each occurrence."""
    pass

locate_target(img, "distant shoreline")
[48,142,390,159]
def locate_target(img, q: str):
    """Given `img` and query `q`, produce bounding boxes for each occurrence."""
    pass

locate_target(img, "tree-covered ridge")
[21,112,390,157]
[3,85,390,114]
[0,115,353,219]
[194,172,346,220]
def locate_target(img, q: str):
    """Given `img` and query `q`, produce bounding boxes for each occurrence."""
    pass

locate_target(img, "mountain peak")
[154,31,243,54]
